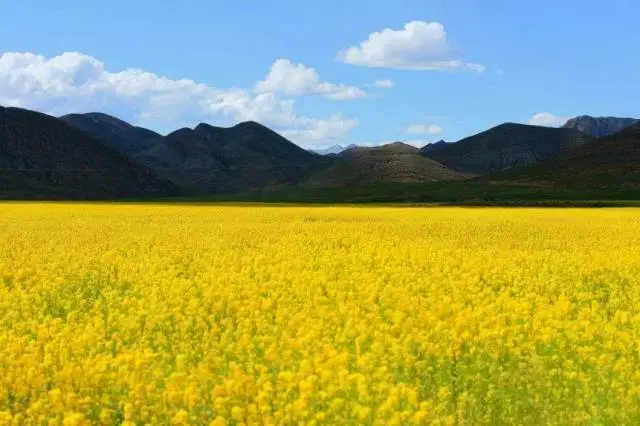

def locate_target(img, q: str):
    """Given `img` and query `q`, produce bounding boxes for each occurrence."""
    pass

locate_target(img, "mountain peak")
[166,127,194,138]
[233,120,268,130]
[381,142,420,153]
[562,115,639,138]
[311,144,358,156]
[194,122,225,132]
[61,111,164,155]
[61,112,130,127]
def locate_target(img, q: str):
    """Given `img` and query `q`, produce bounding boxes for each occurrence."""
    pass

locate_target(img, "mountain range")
[1,107,639,199]
[62,113,329,194]
[310,144,358,155]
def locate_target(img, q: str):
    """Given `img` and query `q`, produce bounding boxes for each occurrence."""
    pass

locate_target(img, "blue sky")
[1,0,638,149]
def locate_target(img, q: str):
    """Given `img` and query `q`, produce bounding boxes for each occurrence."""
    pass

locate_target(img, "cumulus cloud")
[254,58,366,100]
[373,79,394,89]
[281,114,359,147]
[0,51,359,148]
[405,124,443,135]
[528,112,569,127]
[337,21,484,72]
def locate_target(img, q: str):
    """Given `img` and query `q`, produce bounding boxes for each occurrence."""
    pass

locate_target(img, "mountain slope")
[132,121,327,193]
[424,123,590,174]
[302,142,471,188]
[419,140,449,155]
[62,113,326,194]
[195,121,326,189]
[491,123,640,186]
[133,127,235,193]
[61,112,164,155]
[0,107,179,198]
[562,115,638,138]
[422,123,591,174]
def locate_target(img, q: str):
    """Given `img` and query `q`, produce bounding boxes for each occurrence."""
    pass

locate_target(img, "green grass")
[152,181,640,207]
[4,180,640,206]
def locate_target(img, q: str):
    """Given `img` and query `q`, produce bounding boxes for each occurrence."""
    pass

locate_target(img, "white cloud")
[254,58,366,100]
[528,112,569,127]
[406,124,443,135]
[373,79,394,89]
[0,51,359,149]
[281,114,359,148]
[337,21,485,72]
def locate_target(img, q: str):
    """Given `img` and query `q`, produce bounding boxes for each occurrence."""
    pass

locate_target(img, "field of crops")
[1,204,640,425]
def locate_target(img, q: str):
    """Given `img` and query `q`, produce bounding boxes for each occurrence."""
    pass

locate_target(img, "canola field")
[1,203,640,425]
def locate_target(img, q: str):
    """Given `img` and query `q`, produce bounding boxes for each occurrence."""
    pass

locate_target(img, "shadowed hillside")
[61,112,164,155]
[491,123,640,186]
[63,113,329,194]
[423,123,591,173]
[0,107,180,198]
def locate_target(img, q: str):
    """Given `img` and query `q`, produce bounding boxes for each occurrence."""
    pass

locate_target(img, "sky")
[1,0,639,149]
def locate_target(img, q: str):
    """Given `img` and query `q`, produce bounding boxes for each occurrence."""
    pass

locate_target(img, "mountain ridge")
[311,144,357,155]
[422,122,592,174]
[562,115,638,138]
[1,107,180,198]
[491,122,640,186]
[62,113,327,194]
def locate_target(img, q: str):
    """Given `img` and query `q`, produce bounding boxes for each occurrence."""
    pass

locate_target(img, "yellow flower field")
[1,204,640,425]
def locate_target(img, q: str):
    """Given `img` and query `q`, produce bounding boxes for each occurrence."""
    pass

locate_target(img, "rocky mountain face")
[302,142,471,188]
[562,115,638,138]
[0,107,179,198]
[422,123,592,174]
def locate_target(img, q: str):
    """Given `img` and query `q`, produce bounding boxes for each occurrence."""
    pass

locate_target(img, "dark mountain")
[302,142,471,188]
[0,107,179,198]
[133,126,234,193]
[194,121,326,189]
[133,121,326,193]
[61,112,164,155]
[419,140,449,154]
[422,123,591,174]
[62,113,326,194]
[491,123,640,186]
[562,115,638,138]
